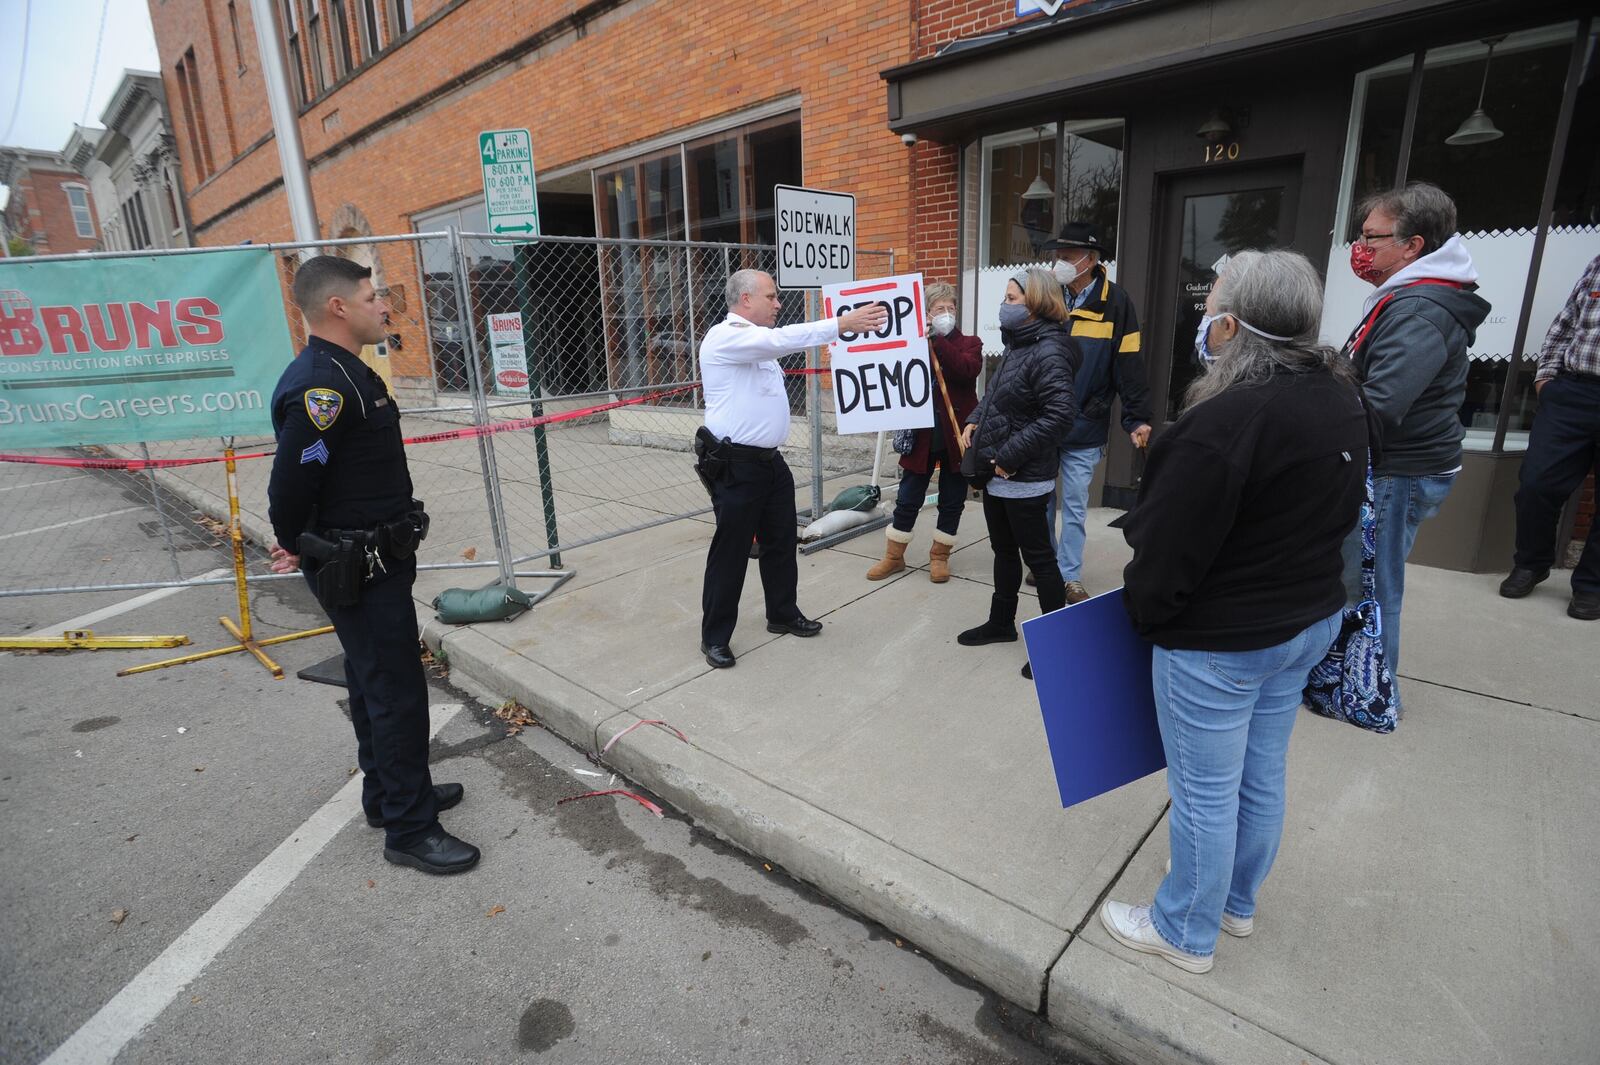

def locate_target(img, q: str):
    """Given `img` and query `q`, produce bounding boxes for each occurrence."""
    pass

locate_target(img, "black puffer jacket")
[966,317,1080,483]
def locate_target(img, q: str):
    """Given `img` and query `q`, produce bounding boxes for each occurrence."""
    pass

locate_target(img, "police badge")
[304,388,343,431]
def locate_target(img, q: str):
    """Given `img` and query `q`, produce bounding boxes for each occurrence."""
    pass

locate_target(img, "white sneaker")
[1162,859,1254,937]
[1098,900,1213,974]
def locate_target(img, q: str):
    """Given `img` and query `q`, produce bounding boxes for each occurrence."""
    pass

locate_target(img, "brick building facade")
[147,0,921,387]
[0,148,101,256]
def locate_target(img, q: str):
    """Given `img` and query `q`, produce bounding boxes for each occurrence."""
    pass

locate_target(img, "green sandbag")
[824,484,882,514]
[432,580,534,624]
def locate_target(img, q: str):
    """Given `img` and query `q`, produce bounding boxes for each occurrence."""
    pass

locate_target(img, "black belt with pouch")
[298,500,430,606]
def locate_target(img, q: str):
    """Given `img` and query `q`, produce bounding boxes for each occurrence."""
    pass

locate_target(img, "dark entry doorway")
[1147,160,1304,425]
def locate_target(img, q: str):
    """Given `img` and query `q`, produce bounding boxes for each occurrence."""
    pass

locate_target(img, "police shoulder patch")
[304,388,343,431]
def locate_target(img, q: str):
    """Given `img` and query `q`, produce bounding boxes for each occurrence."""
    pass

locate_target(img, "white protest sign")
[822,273,934,435]
[775,184,855,289]
[486,312,530,397]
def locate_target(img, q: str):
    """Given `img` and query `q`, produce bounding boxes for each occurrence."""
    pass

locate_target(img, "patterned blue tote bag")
[1303,470,1398,734]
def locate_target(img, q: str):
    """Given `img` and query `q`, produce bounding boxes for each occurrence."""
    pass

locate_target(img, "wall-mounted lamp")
[1445,36,1507,147]
[1195,109,1233,143]
[1021,126,1054,201]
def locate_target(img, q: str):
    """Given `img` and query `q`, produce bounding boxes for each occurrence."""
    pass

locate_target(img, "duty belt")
[319,500,430,559]
[720,441,779,461]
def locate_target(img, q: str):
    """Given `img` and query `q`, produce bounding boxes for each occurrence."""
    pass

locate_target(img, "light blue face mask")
[998,302,1029,330]
[1194,312,1294,365]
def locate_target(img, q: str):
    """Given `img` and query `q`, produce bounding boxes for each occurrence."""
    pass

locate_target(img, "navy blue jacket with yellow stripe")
[1061,266,1151,448]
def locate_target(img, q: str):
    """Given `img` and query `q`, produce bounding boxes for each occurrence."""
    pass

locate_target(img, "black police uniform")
[267,335,437,847]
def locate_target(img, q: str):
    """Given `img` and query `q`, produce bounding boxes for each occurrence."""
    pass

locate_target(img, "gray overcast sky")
[2,0,162,153]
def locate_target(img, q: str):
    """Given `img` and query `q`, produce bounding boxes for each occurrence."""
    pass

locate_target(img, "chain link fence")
[0,231,899,599]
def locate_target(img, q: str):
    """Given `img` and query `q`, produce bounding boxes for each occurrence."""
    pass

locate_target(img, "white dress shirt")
[699,312,841,449]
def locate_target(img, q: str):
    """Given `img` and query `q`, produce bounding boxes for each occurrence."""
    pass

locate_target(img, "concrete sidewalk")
[417,489,1600,1065]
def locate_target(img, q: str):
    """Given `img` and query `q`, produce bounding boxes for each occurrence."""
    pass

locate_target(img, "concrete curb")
[419,616,1070,1012]
[1048,939,1332,1065]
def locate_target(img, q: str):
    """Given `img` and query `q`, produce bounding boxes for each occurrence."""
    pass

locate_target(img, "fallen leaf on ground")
[487,905,505,918]
[110,908,129,926]
[493,701,536,736]
[125,834,138,842]
[894,938,903,948]
[702,951,711,961]
[348,767,358,776]
[461,546,477,561]
[762,863,772,872]
[367,880,375,889]
[193,766,204,773]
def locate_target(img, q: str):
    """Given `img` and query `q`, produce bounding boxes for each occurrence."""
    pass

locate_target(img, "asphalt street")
[0,460,1079,1064]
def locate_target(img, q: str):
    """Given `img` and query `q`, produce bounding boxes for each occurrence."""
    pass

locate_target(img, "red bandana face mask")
[1350,242,1386,285]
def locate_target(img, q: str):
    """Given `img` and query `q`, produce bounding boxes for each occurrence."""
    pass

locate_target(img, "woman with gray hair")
[1100,250,1368,974]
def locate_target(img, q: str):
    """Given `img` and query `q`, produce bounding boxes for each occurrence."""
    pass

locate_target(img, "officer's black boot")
[383,828,480,875]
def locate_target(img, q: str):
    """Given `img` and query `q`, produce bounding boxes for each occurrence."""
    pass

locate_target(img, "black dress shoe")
[1569,592,1600,621]
[383,828,480,875]
[701,642,736,668]
[367,783,464,828]
[1498,566,1549,598]
[766,614,822,637]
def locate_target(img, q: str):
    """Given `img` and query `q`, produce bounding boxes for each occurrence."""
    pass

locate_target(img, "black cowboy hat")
[1042,221,1106,252]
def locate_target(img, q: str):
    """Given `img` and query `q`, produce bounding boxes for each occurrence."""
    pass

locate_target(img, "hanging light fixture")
[1021,126,1054,201]
[1446,36,1507,147]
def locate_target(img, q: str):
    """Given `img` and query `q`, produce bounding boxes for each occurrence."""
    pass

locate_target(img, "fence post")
[139,440,183,581]
[511,242,563,568]
[807,289,825,520]
[447,225,518,587]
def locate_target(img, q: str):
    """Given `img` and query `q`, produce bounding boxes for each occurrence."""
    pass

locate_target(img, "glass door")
[1149,161,1303,424]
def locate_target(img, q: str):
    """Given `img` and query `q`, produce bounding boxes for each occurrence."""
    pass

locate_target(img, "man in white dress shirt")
[697,269,887,668]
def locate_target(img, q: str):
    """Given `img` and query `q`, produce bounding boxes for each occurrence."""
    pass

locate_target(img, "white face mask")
[1052,258,1079,287]
[930,313,956,337]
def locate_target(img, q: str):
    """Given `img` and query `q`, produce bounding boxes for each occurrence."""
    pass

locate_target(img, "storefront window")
[1324,23,1588,452]
[972,120,1124,357]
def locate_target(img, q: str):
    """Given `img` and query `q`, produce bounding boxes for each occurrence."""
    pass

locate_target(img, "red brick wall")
[8,167,99,254]
[149,0,918,378]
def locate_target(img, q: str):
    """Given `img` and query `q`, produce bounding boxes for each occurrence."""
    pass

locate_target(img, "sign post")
[776,184,856,518]
[478,128,539,244]
[820,273,935,437]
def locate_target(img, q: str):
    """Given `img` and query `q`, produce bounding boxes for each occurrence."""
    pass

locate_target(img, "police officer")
[696,269,886,668]
[267,255,478,875]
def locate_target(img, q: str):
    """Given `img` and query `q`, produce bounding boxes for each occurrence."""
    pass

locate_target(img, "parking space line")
[41,702,465,1065]
[47,569,232,633]
[0,507,145,542]
[0,474,84,493]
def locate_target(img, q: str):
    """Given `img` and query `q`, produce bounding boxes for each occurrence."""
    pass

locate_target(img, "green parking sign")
[478,129,539,244]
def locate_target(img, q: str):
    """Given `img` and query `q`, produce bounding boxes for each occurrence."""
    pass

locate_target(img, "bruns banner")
[0,248,292,447]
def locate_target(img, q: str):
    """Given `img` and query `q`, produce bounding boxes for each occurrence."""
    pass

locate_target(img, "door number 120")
[1205,142,1241,163]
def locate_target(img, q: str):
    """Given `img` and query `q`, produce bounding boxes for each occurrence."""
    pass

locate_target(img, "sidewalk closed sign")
[479,128,539,245]
[821,273,934,435]
[487,313,530,397]
[775,185,855,290]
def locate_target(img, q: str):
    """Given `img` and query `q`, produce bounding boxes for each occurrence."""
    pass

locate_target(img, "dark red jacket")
[901,329,983,475]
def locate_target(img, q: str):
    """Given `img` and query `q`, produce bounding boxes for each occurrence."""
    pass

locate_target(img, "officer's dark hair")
[293,255,373,318]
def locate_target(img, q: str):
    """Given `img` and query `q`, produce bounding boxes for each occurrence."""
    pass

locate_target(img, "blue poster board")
[1021,588,1166,808]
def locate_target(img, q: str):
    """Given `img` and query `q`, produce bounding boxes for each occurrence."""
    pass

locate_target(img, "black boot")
[1498,566,1549,598]
[958,594,1019,646]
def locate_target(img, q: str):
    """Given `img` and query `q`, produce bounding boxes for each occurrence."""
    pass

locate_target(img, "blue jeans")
[892,453,968,537]
[1340,472,1455,677]
[1151,611,1342,957]
[1043,445,1103,582]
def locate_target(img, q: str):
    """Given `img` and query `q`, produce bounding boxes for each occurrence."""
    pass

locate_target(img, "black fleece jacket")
[1121,368,1368,651]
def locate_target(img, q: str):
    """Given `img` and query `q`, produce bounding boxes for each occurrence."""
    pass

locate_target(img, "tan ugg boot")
[866,527,912,580]
[928,530,956,583]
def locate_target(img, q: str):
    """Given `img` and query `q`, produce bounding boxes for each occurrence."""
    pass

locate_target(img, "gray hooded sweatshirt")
[1347,235,1492,476]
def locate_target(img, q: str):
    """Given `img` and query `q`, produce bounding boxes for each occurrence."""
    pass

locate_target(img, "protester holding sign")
[1103,250,1366,974]
[696,269,887,670]
[866,283,982,584]
[955,268,1078,679]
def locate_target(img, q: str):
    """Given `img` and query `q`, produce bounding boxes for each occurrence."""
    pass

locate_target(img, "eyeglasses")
[1358,232,1397,247]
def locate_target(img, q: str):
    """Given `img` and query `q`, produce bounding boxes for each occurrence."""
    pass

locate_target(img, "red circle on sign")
[498,369,529,388]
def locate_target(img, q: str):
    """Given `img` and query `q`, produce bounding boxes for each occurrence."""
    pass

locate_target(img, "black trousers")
[982,490,1066,619]
[1514,372,1600,596]
[702,453,801,646]
[306,555,438,846]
